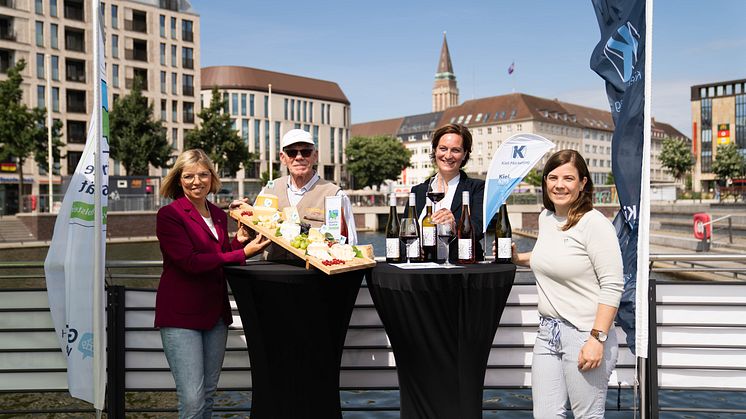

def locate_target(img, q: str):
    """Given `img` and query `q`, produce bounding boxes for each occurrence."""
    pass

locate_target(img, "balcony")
[0,29,13,41]
[125,48,147,62]
[66,90,87,113]
[0,48,12,73]
[125,10,147,33]
[65,59,86,83]
[182,57,193,69]
[63,0,84,21]
[125,76,148,91]
[159,0,178,11]
[65,28,85,53]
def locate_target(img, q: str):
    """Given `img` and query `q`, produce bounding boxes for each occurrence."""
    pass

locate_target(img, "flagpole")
[91,0,105,412]
[46,53,53,212]
[268,83,273,181]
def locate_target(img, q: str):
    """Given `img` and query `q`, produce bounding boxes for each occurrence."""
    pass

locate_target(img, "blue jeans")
[160,319,228,419]
[531,317,618,418]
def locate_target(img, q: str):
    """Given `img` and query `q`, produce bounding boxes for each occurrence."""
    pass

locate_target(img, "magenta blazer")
[154,196,246,330]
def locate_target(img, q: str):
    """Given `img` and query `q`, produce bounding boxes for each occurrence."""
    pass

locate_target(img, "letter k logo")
[512,145,526,159]
[604,22,640,83]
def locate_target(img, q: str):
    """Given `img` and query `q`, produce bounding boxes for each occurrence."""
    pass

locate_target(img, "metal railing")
[1,255,745,417]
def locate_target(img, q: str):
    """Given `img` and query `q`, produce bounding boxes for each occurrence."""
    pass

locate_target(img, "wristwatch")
[590,329,608,343]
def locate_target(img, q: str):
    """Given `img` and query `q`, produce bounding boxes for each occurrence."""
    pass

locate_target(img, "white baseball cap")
[281,129,315,149]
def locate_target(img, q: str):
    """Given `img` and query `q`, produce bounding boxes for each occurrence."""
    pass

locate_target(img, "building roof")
[201,66,350,105]
[652,120,690,142]
[399,112,443,136]
[350,117,404,138]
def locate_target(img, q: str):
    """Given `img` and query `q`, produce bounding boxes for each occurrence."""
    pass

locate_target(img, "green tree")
[109,77,171,175]
[185,87,254,176]
[346,136,412,189]
[659,137,694,184]
[0,59,63,212]
[605,172,615,185]
[711,143,745,183]
[523,169,542,187]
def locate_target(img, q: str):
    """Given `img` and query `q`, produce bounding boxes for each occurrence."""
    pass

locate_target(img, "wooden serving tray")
[229,209,376,275]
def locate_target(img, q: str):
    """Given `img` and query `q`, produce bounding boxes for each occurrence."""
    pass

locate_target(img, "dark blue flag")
[589,0,646,355]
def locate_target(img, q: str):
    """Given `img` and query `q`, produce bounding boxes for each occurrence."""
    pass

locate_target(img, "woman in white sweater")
[512,149,623,418]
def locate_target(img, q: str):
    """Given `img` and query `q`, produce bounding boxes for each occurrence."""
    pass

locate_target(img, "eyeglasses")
[181,172,211,182]
[283,148,314,158]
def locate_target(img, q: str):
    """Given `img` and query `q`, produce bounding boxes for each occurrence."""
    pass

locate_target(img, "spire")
[435,31,455,80]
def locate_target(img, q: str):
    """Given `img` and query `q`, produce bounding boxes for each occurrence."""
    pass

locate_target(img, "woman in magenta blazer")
[155,149,269,418]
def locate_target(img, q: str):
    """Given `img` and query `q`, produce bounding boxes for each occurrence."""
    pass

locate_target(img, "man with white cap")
[238,129,357,259]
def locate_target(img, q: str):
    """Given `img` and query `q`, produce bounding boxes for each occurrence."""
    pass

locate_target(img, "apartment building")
[200,65,352,197]
[0,0,199,214]
[690,78,746,192]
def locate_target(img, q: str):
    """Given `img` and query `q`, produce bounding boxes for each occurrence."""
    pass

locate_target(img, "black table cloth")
[368,262,516,419]
[225,261,368,419]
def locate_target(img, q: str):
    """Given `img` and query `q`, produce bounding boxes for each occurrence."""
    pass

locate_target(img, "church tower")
[432,32,459,112]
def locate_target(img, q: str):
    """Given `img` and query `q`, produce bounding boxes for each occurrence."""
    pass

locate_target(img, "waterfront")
[2,233,745,417]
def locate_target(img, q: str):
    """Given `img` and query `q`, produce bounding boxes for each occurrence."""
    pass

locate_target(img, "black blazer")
[404,170,485,261]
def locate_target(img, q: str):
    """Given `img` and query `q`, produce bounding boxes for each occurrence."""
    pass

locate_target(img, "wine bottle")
[405,192,421,261]
[421,201,436,262]
[457,191,476,264]
[494,204,512,264]
[385,192,401,263]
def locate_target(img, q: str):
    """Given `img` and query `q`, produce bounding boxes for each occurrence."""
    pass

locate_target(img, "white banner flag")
[44,2,108,408]
[483,133,555,232]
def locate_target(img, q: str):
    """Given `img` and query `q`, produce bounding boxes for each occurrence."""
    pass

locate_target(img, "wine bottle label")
[422,226,435,246]
[497,237,512,258]
[386,238,399,258]
[458,239,472,259]
[408,239,420,258]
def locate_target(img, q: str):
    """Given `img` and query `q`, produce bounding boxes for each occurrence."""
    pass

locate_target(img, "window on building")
[284,98,288,120]
[231,93,238,116]
[329,127,335,162]
[111,63,119,88]
[736,94,746,152]
[51,87,59,111]
[66,89,86,113]
[182,74,193,96]
[35,21,44,46]
[253,119,260,154]
[111,34,118,58]
[313,125,319,147]
[171,45,177,67]
[50,55,59,80]
[242,119,249,144]
[65,58,85,83]
[265,96,269,118]
[182,47,193,69]
[264,120,270,160]
[66,120,86,144]
[222,92,229,113]
[37,85,45,109]
[292,100,296,121]
[159,15,165,37]
[111,4,118,28]
[172,128,178,149]
[160,43,166,65]
[171,72,177,94]
[67,151,82,174]
[160,99,167,120]
[36,53,44,78]
[249,94,255,116]
[320,103,324,124]
[50,0,57,16]
[35,0,43,13]
[182,19,193,42]
[170,16,176,39]
[171,100,177,121]
[274,121,281,158]
[160,71,166,93]
[309,102,313,123]
[183,101,194,123]
[241,94,247,116]
[302,100,306,122]
[701,98,713,172]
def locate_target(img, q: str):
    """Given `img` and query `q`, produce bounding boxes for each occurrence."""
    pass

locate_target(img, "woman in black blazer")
[404,124,485,261]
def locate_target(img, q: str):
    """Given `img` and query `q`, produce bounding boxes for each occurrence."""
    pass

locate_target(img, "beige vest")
[264,175,340,260]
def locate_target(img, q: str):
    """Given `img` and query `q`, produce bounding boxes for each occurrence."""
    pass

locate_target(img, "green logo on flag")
[71,201,108,223]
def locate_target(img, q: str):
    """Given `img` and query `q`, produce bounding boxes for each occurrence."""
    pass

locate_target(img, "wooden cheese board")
[229,208,376,275]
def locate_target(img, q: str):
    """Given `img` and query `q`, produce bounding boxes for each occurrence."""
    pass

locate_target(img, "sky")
[190,0,746,137]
